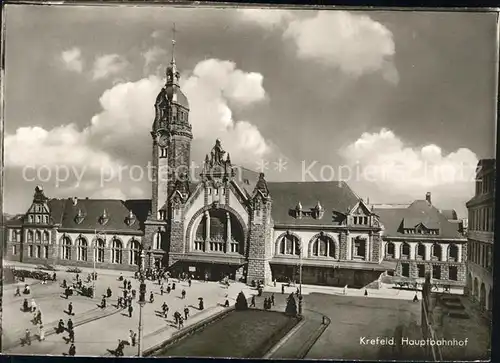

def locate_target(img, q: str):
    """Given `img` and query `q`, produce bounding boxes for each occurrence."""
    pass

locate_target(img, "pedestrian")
[131,289,136,299]
[31,298,37,312]
[172,282,176,290]
[188,278,192,287]
[181,289,186,299]
[273,279,276,287]
[123,279,127,290]
[167,285,171,294]
[160,284,164,296]
[296,287,300,295]
[128,304,133,318]
[75,273,79,282]
[24,329,31,346]
[178,316,184,329]
[22,298,29,312]
[184,306,189,320]
[62,279,67,288]
[271,293,275,306]
[15,286,21,297]
[57,319,65,334]
[224,299,230,307]
[68,302,73,315]
[173,311,179,325]
[413,293,419,302]
[23,284,31,294]
[68,343,76,356]
[35,309,42,325]
[344,285,348,295]
[38,324,45,341]
[162,302,169,317]
[101,297,106,309]
[281,284,285,294]
[52,272,57,281]
[123,289,128,299]
[132,332,137,347]
[263,298,268,310]
[128,281,132,291]
[68,328,75,343]
[128,330,133,345]
[199,298,204,310]
[149,291,154,303]
[107,287,112,298]
[67,318,73,332]
[364,289,368,296]
[204,272,208,282]
[250,295,256,308]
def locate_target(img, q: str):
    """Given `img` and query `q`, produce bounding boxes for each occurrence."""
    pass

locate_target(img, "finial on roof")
[315,201,323,210]
[296,201,302,210]
[102,209,108,218]
[254,172,270,197]
[171,23,177,65]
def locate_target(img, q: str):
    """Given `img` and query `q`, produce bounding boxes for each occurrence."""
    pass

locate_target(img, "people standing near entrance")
[132,332,137,347]
[204,272,209,283]
[271,293,275,306]
[344,285,348,295]
[281,284,285,294]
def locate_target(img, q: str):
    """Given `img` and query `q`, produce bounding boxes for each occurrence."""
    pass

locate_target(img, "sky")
[2,5,498,218]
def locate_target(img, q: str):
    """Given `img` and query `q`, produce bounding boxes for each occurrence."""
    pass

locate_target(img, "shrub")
[235,291,248,310]
[66,267,82,274]
[285,294,297,316]
[8,268,51,281]
[36,264,57,271]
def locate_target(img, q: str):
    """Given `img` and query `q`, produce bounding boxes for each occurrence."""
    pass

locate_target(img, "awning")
[270,257,396,271]
[176,253,246,266]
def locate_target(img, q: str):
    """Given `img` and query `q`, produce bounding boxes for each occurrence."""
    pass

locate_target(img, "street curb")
[262,315,306,358]
[296,311,330,358]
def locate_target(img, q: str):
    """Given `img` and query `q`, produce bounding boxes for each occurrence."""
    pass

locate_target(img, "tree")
[285,294,297,316]
[235,291,248,310]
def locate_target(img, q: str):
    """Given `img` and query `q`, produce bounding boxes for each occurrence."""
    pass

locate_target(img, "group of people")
[20,296,45,345]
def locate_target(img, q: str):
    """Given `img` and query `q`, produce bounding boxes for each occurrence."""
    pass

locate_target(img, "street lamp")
[93,230,106,299]
[298,245,303,316]
[137,250,146,357]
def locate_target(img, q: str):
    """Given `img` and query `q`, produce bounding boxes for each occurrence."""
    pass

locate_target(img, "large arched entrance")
[185,207,246,281]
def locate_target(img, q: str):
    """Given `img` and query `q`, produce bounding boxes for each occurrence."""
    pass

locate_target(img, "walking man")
[68,328,75,343]
[250,295,256,308]
[181,289,186,299]
[68,302,73,315]
[101,297,106,309]
[24,329,31,346]
[14,287,21,297]
[67,318,73,332]
[271,293,275,306]
[128,304,133,318]
[184,306,189,320]
[178,316,184,329]
[149,291,154,303]
[281,284,285,294]
[68,343,76,356]
[188,278,192,287]
[160,284,164,296]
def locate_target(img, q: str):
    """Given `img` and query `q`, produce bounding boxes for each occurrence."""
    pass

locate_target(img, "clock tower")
[145,29,193,269]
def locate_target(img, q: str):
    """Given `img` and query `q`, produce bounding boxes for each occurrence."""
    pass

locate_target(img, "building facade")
[466,159,494,312]
[5,46,410,287]
[374,192,468,286]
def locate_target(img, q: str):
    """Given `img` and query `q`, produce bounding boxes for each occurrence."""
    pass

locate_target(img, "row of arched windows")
[26,230,50,244]
[385,242,459,261]
[277,233,339,259]
[60,236,142,265]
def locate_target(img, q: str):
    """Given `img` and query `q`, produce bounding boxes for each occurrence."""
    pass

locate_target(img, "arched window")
[61,236,72,260]
[43,231,50,244]
[401,242,410,259]
[95,238,105,263]
[77,237,88,261]
[129,240,141,265]
[27,230,34,242]
[448,244,458,262]
[353,237,366,259]
[154,232,162,250]
[386,242,395,258]
[112,239,123,264]
[311,235,335,258]
[35,230,41,243]
[432,243,442,261]
[279,234,300,256]
[416,243,426,260]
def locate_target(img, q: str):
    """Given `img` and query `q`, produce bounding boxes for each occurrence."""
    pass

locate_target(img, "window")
[311,235,335,258]
[432,265,441,280]
[11,230,17,242]
[416,243,426,260]
[386,242,395,258]
[35,230,41,243]
[401,243,410,259]
[449,266,458,281]
[95,239,105,263]
[129,240,141,265]
[43,231,50,243]
[417,264,425,278]
[28,215,34,223]
[154,232,162,250]
[112,239,123,264]
[61,236,72,260]
[35,245,41,258]
[401,263,410,277]
[353,238,366,259]
[279,234,300,256]
[230,241,239,253]
[431,243,442,261]
[43,246,49,259]
[448,244,458,262]
[77,237,88,261]
[28,245,34,257]
[194,240,204,251]
[27,230,33,242]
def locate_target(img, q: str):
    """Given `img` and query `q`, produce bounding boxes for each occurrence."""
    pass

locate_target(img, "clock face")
[158,134,169,148]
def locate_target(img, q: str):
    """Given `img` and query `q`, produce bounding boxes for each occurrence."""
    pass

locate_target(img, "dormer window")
[126,210,136,226]
[98,209,109,225]
[314,201,324,219]
[75,209,85,224]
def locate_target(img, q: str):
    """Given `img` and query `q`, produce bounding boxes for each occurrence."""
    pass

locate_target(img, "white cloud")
[284,11,397,83]
[142,46,168,74]
[60,47,83,73]
[339,128,478,215]
[92,54,129,80]
[237,8,294,28]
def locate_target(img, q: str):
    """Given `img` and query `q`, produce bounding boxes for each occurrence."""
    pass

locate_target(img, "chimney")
[425,192,431,204]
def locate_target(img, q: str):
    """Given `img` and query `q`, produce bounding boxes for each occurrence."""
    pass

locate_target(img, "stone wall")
[339,231,347,260]
[247,198,272,284]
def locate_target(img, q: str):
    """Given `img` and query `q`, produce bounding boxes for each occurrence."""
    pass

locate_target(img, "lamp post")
[93,230,106,299]
[137,250,146,357]
[298,245,303,316]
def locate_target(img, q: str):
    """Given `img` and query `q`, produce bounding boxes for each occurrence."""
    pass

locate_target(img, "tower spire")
[171,23,177,65]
